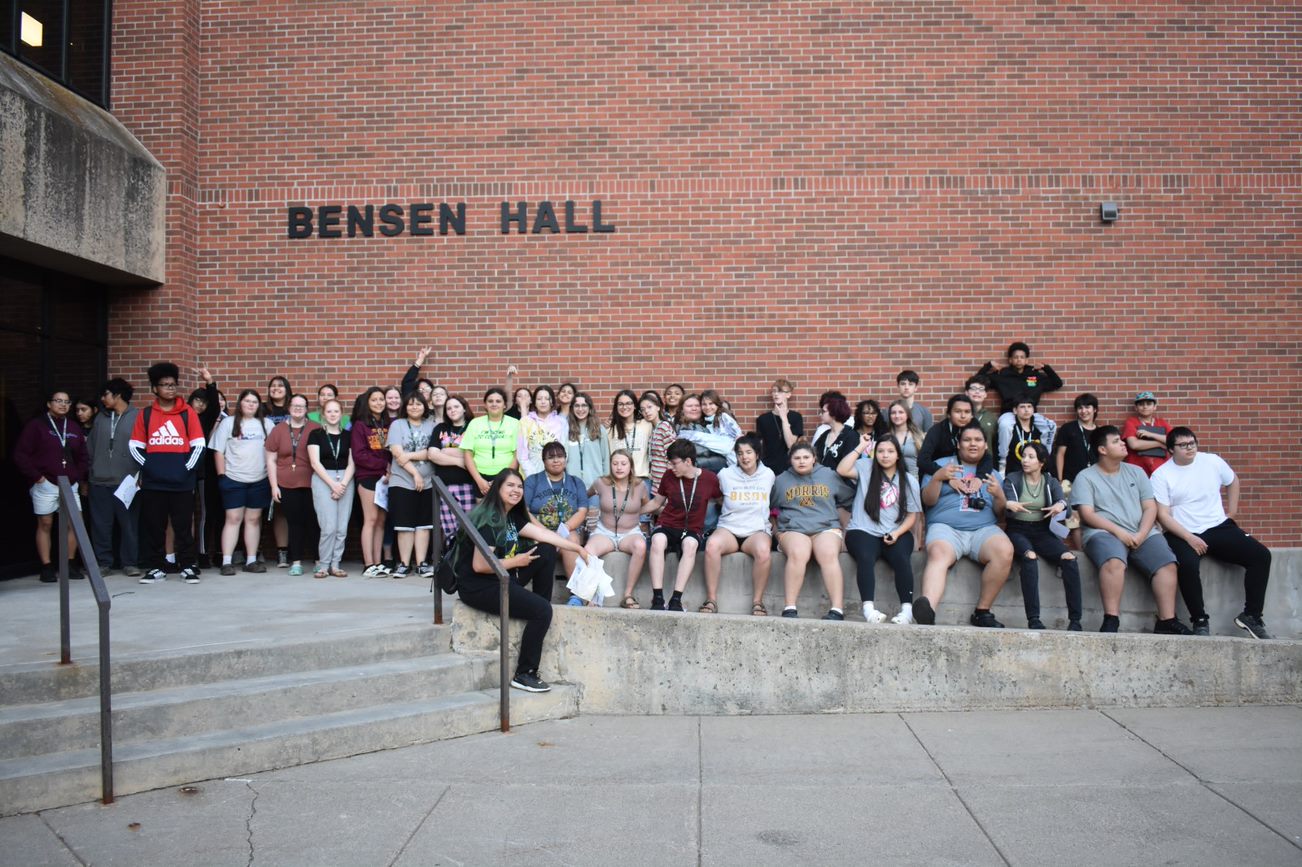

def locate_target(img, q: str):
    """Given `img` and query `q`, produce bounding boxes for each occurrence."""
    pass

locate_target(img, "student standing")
[518,386,568,477]
[564,393,609,529]
[88,378,141,577]
[1122,391,1172,476]
[350,387,393,577]
[14,390,90,581]
[461,387,521,495]
[887,400,925,478]
[430,395,476,542]
[606,389,653,481]
[129,363,205,585]
[211,389,275,576]
[895,370,933,432]
[641,392,676,496]
[265,394,320,576]
[755,379,803,476]
[308,399,354,578]
[388,392,437,578]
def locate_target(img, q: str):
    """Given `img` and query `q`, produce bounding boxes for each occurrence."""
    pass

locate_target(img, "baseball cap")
[1134,391,1157,404]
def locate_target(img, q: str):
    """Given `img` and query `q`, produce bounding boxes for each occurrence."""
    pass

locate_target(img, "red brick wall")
[109,2,1300,544]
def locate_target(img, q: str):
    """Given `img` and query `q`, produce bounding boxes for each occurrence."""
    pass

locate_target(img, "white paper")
[374,477,389,511]
[114,473,139,508]
[565,556,615,604]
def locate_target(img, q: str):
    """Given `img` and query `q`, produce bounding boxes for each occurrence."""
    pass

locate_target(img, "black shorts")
[358,476,380,492]
[388,487,434,531]
[651,526,703,555]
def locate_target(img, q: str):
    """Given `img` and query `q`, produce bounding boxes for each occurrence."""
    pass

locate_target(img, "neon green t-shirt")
[460,415,521,477]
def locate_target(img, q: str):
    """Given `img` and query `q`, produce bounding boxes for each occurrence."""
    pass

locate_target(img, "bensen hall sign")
[286,200,615,238]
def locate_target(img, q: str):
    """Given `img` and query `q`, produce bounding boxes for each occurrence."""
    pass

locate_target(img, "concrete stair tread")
[0,653,485,726]
[0,686,576,783]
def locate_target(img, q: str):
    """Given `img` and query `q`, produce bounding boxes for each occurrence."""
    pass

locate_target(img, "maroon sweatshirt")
[14,413,89,485]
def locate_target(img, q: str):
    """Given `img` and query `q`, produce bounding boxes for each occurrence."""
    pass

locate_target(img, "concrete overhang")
[0,53,165,286]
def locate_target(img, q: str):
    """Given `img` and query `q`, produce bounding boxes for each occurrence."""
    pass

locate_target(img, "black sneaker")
[510,671,551,693]
[196,554,213,570]
[392,563,411,579]
[913,597,936,625]
[163,560,181,574]
[181,566,201,584]
[243,561,267,574]
[139,569,167,584]
[277,548,290,569]
[970,611,1005,628]
[650,596,666,611]
[1192,616,1211,636]
[822,609,845,621]
[38,563,56,583]
[667,597,683,611]
[1027,618,1046,630]
[1068,620,1083,632]
[1154,617,1193,635]
[1233,614,1273,640]
[1100,615,1120,633]
[781,607,798,618]
[66,561,85,580]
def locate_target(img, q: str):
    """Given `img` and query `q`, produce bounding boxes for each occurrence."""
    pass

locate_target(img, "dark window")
[2,0,110,108]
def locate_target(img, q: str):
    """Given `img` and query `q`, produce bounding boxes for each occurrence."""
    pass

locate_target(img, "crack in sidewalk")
[38,811,88,867]
[387,785,451,867]
[243,781,260,867]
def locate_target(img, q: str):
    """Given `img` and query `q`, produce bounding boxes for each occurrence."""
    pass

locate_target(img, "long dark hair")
[266,376,291,412]
[464,468,528,544]
[352,387,386,429]
[855,399,888,439]
[863,436,903,523]
[609,389,639,438]
[231,389,265,439]
[568,392,603,442]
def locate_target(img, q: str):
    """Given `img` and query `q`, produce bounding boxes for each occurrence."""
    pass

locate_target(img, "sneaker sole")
[1233,617,1265,640]
[510,681,551,693]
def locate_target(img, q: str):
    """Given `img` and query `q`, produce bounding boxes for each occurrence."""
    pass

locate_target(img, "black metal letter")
[593,200,616,233]
[501,201,528,234]
[287,207,313,239]
[564,200,589,233]
[410,203,435,236]
[347,205,374,238]
[379,204,405,237]
[318,206,343,238]
[439,203,466,236]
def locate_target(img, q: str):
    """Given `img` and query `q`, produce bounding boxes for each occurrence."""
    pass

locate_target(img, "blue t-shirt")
[523,472,588,531]
[922,456,1001,531]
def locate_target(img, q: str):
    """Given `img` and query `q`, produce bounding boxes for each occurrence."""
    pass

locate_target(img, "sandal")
[313,569,329,579]
[330,568,348,578]
[698,599,718,614]
[752,602,768,617]
[620,595,641,610]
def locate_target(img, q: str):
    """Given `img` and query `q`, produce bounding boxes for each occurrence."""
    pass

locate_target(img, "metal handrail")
[427,475,513,732]
[55,476,114,804]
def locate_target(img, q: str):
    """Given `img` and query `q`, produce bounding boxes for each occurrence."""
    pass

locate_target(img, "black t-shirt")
[455,511,532,593]
[756,411,804,475]
[308,428,350,471]
[813,425,859,472]
[1056,420,1097,483]
[1004,421,1047,474]
[431,421,473,486]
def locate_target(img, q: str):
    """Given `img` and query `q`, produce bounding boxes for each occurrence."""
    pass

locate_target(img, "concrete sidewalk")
[4,706,1300,866]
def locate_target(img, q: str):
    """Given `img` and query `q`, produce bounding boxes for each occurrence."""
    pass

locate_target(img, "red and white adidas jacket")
[129,398,206,492]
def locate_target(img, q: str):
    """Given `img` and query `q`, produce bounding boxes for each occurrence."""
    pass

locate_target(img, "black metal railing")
[426,476,513,732]
[55,476,114,804]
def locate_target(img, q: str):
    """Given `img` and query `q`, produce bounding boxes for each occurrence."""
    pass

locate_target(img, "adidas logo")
[149,419,186,447]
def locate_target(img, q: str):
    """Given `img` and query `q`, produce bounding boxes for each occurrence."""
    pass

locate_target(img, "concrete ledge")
[564,547,1302,638]
[452,603,1302,715]
[0,53,166,285]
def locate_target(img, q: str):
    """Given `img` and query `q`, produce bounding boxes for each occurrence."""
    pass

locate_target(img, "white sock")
[246,554,257,564]
[222,555,233,566]
[862,601,876,617]
[899,603,913,617]
[164,553,176,564]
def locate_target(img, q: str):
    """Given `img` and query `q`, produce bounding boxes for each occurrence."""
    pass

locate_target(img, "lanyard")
[678,473,699,518]
[289,423,304,470]
[624,424,638,453]
[610,480,632,528]
[108,412,120,458]
[326,430,343,465]
[48,414,69,468]
[487,417,504,459]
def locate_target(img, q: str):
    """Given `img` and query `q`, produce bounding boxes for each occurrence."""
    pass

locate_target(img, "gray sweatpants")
[311,472,355,568]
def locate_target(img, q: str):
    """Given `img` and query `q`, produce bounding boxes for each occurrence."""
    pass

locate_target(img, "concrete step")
[580,549,1299,637]
[0,624,450,705]
[0,686,577,816]
[0,653,494,760]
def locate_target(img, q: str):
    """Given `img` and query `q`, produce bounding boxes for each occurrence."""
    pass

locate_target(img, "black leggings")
[1007,520,1082,623]
[458,543,557,676]
[1166,520,1271,619]
[279,487,316,562]
[845,529,914,604]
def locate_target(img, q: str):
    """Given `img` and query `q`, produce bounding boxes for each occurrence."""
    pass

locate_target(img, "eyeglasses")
[156,382,178,389]
[50,398,71,404]
[1173,441,1198,450]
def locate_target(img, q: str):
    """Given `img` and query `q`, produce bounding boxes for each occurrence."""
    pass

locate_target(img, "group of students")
[16,343,1275,693]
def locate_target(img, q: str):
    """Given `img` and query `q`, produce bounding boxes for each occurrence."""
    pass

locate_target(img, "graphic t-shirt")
[388,418,436,490]
[523,472,588,530]
[847,457,921,537]
[716,464,776,536]
[209,415,274,483]
[922,457,1001,531]
[431,422,472,486]
[461,415,521,477]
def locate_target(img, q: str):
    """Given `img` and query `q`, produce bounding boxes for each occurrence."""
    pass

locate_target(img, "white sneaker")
[890,609,915,625]
[862,605,888,624]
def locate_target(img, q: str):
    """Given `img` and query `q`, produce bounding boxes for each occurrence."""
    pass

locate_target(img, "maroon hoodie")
[14,413,89,485]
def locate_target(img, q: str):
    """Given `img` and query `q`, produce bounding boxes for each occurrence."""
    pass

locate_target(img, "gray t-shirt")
[1070,462,1159,543]
[209,415,274,483]
[847,458,921,537]
[772,465,852,534]
[388,418,436,490]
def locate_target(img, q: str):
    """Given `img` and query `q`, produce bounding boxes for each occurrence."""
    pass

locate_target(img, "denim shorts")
[219,475,271,510]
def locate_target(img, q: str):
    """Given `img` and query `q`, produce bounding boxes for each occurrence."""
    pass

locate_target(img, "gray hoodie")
[87,407,140,486]
[772,465,852,533]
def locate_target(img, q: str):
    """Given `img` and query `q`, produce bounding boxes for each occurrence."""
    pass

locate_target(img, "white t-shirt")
[715,464,775,537]
[1151,452,1235,534]
[209,415,275,483]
